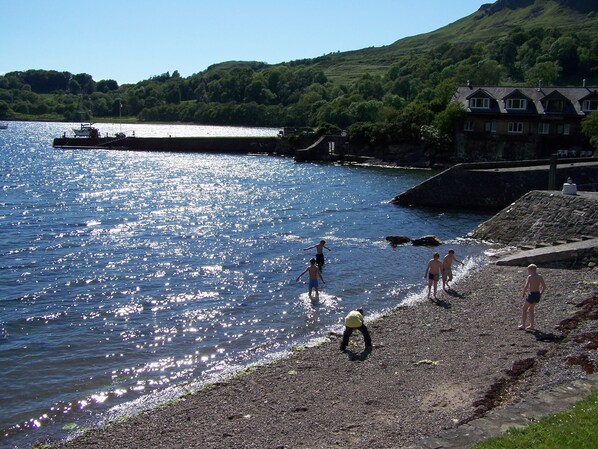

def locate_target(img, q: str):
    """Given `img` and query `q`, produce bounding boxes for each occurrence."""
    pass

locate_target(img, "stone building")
[452,82,597,161]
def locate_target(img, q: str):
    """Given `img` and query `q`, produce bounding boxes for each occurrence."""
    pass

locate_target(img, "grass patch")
[472,392,598,449]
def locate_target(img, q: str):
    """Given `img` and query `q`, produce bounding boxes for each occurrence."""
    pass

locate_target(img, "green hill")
[2,0,597,130]
[307,0,598,85]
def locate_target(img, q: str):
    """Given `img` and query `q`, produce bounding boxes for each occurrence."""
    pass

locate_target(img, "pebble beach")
[52,263,598,449]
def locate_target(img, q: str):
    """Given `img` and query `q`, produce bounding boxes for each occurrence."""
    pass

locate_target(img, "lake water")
[0,121,491,448]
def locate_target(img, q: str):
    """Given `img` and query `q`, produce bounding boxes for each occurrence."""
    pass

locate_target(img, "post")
[548,154,557,190]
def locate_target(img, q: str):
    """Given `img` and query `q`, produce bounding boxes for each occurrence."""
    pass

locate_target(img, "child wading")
[304,240,330,270]
[296,258,325,297]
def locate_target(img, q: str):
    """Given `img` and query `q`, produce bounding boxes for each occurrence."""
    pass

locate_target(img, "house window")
[506,98,527,110]
[545,99,564,113]
[508,122,523,133]
[469,97,490,109]
[557,124,571,135]
[485,122,496,133]
[538,123,550,134]
[464,121,474,132]
[582,100,598,112]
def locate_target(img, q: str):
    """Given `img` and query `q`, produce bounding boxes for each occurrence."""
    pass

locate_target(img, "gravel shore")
[54,264,597,449]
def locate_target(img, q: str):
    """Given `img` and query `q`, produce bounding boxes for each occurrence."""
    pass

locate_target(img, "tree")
[96,79,119,92]
[0,100,11,118]
[550,36,580,77]
[524,61,561,85]
[581,112,598,149]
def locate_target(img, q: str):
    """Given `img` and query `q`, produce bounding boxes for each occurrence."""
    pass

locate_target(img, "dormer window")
[582,99,598,112]
[506,98,527,110]
[545,99,564,113]
[470,97,490,109]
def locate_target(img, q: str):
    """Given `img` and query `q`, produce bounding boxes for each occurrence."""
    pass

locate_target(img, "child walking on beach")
[425,252,443,301]
[520,264,546,331]
[296,258,325,297]
[442,249,464,292]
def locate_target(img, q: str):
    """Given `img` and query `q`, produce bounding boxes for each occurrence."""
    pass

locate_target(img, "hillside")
[311,0,598,85]
[2,0,597,131]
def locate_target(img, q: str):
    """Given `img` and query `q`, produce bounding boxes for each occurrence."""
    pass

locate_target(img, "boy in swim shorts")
[520,264,546,331]
[304,240,330,270]
[424,252,443,301]
[296,258,325,297]
[442,249,464,292]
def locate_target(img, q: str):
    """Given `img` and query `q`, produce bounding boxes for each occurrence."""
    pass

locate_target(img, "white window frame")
[469,97,490,109]
[538,122,550,135]
[582,100,598,112]
[506,98,527,110]
[508,122,523,134]
[464,121,474,132]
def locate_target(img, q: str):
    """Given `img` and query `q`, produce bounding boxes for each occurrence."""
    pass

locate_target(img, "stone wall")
[469,190,598,246]
[392,159,598,210]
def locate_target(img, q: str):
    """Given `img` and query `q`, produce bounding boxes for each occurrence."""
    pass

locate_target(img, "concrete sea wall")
[392,158,598,210]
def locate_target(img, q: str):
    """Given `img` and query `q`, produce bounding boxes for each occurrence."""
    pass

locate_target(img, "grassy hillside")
[309,0,598,85]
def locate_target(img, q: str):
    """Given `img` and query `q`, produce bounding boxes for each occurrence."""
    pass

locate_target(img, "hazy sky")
[2,0,487,85]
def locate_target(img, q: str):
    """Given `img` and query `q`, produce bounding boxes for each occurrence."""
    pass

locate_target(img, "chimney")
[467,80,471,88]
[537,80,542,91]
[583,79,587,88]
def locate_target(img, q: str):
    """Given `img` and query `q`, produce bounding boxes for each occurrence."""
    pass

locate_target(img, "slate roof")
[453,85,598,116]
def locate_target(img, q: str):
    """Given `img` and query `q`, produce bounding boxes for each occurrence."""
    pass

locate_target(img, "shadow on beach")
[344,347,372,361]
[444,288,465,298]
[434,298,452,309]
[529,329,564,343]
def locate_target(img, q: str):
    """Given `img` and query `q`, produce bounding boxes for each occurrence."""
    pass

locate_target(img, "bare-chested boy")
[296,258,325,297]
[442,249,464,291]
[304,240,330,270]
[424,252,443,301]
[520,264,546,331]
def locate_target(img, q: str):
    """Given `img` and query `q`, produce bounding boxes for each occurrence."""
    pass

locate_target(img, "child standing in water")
[304,240,330,270]
[424,252,442,301]
[297,258,325,297]
[520,264,546,331]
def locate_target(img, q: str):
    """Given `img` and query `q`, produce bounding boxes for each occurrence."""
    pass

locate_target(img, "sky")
[1,0,488,85]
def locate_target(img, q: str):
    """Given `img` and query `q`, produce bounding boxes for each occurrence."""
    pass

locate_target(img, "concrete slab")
[496,238,598,267]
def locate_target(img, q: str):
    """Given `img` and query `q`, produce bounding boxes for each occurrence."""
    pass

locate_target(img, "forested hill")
[1,0,598,146]
[313,0,598,84]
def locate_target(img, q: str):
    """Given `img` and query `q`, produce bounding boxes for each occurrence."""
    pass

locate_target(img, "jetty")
[52,135,284,155]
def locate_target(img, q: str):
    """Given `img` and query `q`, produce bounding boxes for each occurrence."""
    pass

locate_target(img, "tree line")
[1,26,597,148]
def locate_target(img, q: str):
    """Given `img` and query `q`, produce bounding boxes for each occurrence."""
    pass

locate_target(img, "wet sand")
[53,264,597,449]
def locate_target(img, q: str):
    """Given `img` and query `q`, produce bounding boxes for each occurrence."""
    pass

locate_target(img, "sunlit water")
[0,121,491,448]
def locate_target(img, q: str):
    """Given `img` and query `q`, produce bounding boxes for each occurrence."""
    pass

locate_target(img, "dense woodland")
[2,0,598,147]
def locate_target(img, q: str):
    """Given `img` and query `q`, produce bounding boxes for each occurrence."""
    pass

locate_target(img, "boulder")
[385,235,411,245]
[412,235,442,246]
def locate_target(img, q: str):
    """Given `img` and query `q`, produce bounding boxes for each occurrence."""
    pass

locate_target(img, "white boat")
[0,123,8,130]
[72,123,98,138]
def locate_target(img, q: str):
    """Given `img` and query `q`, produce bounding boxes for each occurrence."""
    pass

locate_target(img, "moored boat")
[72,123,99,138]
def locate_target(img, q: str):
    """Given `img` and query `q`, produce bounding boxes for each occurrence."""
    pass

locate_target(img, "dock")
[52,136,283,155]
